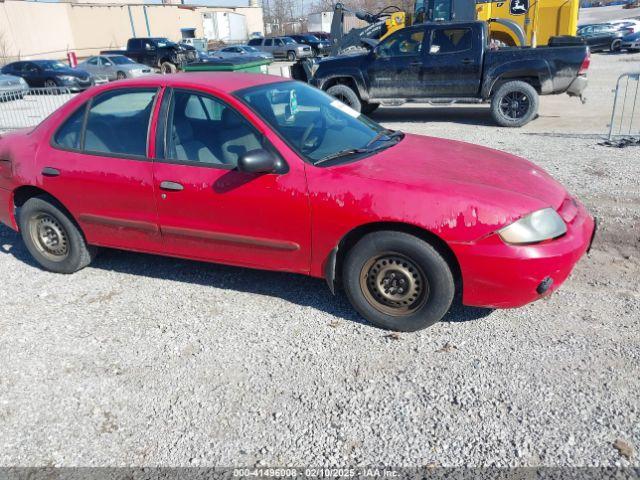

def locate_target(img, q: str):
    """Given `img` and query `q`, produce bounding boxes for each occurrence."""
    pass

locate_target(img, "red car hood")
[334,134,567,211]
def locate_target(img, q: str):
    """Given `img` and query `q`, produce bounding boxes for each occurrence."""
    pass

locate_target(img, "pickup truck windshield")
[237,82,401,165]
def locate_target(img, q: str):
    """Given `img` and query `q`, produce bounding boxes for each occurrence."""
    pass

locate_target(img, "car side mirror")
[237,149,280,174]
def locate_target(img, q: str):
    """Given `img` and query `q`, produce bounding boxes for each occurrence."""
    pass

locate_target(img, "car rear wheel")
[342,231,455,332]
[116,71,126,80]
[610,39,622,52]
[19,196,97,274]
[287,51,297,61]
[490,80,539,127]
[326,84,362,113]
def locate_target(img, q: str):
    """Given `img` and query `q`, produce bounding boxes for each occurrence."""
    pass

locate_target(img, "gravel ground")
[0,52,639,468]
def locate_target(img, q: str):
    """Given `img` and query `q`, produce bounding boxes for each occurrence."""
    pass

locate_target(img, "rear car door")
[39,87,161,252]
[152,88,311,273]
[421,26,481,97]
[367,27,426,99]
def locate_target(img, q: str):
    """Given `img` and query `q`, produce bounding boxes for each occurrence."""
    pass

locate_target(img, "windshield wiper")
[314,148,369,166]
[365,129,404,148]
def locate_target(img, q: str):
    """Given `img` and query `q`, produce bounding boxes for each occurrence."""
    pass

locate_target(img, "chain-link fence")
[608,72,640,145]
[0,87,76,131]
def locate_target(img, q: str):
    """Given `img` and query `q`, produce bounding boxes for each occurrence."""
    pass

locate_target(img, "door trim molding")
[78,213,159,234]
[162,226,300,251]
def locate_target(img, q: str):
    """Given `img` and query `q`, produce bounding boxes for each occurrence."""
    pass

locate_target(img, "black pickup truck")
[292,21,589,127]
[102,37,197,74]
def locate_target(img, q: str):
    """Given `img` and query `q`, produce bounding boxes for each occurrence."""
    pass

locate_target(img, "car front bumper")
[622,41,640,49]
[451,198,595,309]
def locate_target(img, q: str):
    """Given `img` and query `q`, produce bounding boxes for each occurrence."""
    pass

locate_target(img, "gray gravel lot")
[0,52,639,468]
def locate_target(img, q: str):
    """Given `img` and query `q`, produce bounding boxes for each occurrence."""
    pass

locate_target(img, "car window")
[84,89,157,157]
[377,29,425,57]
[53,104,87,150]
[86,57,99,66]
[265,39,273,46]
[165,90,263,167]
[430,28,472,54]
[101,57,113,66]
[247,38,261,46]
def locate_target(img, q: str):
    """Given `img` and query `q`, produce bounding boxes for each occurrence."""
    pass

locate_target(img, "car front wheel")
[610,39,622,52]
[490,80,539,127]
[287,51,297,61]
[342,231,455,332]
[19,196,97,274]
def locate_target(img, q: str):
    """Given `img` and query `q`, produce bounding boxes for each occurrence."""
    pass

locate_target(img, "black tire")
[361,101,380,115]
[18,196,97,274]
[342,231,455,332]
[490,80,539,127]
[116,71,126,80]
[160,61,177,74]
[44,79,60,95]
[610,39,622,52]
[326,84,362,113]
[287,51,297,62]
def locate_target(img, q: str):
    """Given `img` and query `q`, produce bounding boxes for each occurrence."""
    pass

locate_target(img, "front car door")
[421,26,481,97]
[38,87,161,251]
[152,88,311,273]
[367,27,426,99]
[99,56,117,80]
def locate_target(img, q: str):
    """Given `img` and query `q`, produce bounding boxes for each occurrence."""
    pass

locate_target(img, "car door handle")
[461,58,473,64]
[42,167,60,177]
[160,181,184,191]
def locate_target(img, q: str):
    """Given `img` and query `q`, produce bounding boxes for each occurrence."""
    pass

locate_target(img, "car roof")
[92,72,290,94]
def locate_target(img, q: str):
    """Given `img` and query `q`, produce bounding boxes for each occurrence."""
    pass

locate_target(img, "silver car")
[78,54,152,82]
[210,45,273,60]
[247,37,312,61]
[0,74,29,101]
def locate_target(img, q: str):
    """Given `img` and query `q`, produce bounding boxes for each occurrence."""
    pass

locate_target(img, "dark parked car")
[102,37,197,73]
[308,31,331,41]
[247,36,313,61]
[294,21,590,127]
[577,23,634,52]
[621,30,640,51]
[0,60,93,92]
[289,34,331,56]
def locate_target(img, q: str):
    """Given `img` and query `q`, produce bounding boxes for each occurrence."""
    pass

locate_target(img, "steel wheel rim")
[117,72,126,80]
[28,213,70,262]
[360,252,429,316]
[45,80,56,88]
[500,91,531,119]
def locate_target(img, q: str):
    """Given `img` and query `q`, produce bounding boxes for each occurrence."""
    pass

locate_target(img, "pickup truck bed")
[293,21,589,127]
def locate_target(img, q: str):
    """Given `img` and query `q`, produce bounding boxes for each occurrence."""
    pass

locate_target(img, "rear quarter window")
[53,105,87,150]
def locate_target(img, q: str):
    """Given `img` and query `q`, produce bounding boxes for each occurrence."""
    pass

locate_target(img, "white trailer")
[202,11,248,42]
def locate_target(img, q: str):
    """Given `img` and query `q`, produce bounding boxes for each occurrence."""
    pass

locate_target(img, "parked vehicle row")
[209,45,274,60]
[101,37,198,74]
[0,73,595,332]
[78,55,152,81]
[0,60,93,92]
[577,17,640,52]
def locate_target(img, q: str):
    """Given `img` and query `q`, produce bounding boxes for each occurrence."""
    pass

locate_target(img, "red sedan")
[0,73,595,331]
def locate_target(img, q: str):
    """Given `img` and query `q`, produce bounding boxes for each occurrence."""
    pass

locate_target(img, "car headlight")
[498,208,567,245]
[58,75,76,82]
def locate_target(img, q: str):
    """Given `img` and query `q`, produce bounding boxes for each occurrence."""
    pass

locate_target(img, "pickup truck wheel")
[342,231,455,332]
[160,62,177,74]
[326,84,362,113]
[361,102,380,115]
[287,51,297,61]
[490,80,539,128]
[610,39,622,52]
[19,196,97,274]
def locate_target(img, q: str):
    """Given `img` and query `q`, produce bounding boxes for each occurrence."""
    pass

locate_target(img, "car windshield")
[236,81,403,166]
[303,35,320,41]
[244,46,260,52]
[38,61,68,70]
[110,56,136,65]
[153,38,174,47]
[282,37,297,45]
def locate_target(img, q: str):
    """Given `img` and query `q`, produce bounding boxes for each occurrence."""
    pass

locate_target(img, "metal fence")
[608,72,640,143]
[0,87,76,131]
